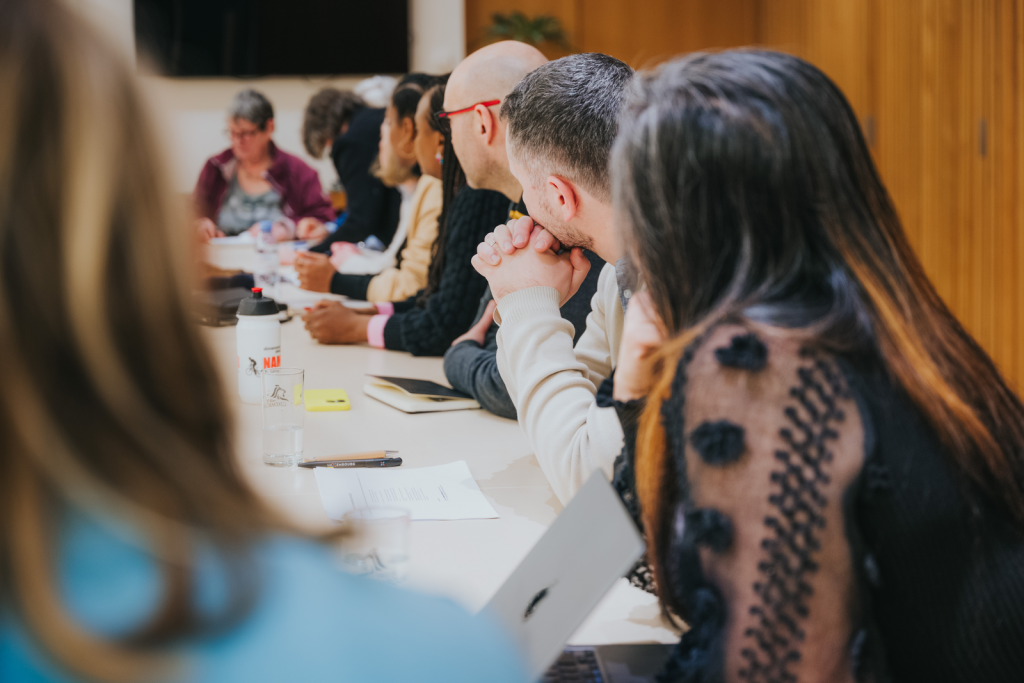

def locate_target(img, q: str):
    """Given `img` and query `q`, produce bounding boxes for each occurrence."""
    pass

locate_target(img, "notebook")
[363,375,480,414]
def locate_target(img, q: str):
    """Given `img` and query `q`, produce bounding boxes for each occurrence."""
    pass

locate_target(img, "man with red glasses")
[441,43,607,423]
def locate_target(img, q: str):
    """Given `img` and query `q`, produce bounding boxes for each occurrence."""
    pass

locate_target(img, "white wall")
[70,0,465,192]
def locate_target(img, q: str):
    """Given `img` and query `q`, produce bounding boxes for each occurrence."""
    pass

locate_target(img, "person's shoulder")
[349,106,385,133]
[417,173,443,203]
[204,536,527,683]
[450,187,514,220]
[208,148,234,165]
[596,262,619,300]
[270,145,319,178]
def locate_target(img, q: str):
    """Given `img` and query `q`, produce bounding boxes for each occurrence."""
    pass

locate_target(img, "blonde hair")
[0,1,282,680]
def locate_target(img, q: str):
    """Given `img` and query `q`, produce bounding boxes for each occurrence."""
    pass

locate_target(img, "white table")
[205,244,677,646]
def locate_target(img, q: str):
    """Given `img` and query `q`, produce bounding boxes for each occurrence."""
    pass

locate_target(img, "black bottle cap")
[237,287,280,316]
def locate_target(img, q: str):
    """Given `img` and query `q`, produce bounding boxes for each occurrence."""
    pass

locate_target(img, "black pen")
[298,457,403,469]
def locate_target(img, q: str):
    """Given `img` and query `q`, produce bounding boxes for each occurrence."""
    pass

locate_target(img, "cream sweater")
[495,263,625,503]
[366,174,442,302]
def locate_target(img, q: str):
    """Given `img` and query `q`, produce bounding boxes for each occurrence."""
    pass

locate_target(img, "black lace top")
[609,323,1024,683]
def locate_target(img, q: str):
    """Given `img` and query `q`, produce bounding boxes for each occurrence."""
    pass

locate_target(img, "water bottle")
[236,287,281,404]
[254,221,278,298]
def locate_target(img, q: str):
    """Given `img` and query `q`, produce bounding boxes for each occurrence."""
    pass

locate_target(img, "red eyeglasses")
[435,99,501,120]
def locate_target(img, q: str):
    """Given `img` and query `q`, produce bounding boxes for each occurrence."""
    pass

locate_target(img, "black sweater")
[310,107,401,254]
[377,188,509,356]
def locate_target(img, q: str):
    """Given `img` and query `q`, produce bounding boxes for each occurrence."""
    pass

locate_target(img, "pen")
[299,457,403,469]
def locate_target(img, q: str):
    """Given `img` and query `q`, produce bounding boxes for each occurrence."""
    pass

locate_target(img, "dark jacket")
[193,142,334,224]
[310,107,401,253]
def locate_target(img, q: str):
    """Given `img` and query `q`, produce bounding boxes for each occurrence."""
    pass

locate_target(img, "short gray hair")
[227,89,274,130]
[501,53,633,199]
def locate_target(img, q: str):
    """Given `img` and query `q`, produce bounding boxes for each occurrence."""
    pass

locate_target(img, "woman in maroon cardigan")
[193,89,334,241]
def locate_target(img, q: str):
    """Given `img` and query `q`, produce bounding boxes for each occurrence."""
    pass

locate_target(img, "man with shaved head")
[443,41,547,199]
[442,43,606,423]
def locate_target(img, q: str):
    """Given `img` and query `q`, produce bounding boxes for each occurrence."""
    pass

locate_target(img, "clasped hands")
[473,217,668,403]
[471,216,591,305]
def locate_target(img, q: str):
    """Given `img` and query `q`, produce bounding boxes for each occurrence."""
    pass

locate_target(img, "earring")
[435,152,444,166]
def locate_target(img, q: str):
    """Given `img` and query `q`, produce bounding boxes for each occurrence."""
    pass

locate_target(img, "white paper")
[314,460,499,521]
[209,233,255,246]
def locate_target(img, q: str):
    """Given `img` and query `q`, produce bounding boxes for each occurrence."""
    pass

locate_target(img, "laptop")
[482,472,676,682]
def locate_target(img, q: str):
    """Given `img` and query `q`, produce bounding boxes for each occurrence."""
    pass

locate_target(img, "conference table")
[204,243,678,648]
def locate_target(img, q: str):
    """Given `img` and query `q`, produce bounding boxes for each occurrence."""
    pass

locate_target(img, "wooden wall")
[464,0,1024,392]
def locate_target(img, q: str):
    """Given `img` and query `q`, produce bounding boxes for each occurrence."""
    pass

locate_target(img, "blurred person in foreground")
[608,51,1024,682]
[193,89,334,242]
[0,2,526,682]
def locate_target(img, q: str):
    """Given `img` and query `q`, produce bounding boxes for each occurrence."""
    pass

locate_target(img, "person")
[299,87,402,247]
[296,79,443,303]
[301,84,511,356]
[0,2,529,682]
[301,74,433,252]
[469,53,634,499]
[609,51,1024,682]
[439,43,607,421]
[193,89,334,241]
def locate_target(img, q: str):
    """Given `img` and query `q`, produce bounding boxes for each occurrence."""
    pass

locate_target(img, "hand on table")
[302,300,371,344]
[471,217,590,306]
[613,290,667,401]
[196,217,224,242]
[451,300,498,347]
[295,252,336,292]
[296,217,329,241]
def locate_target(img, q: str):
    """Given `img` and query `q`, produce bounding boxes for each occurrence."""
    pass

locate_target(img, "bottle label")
[237,352,281,376]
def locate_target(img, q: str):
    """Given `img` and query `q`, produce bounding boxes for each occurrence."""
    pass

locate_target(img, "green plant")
[487,11,571,50]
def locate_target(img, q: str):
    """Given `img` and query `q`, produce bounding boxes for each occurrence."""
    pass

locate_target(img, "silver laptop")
[482,471,676,682]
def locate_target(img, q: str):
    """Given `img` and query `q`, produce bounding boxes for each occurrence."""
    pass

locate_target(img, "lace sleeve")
[659,325,866,683]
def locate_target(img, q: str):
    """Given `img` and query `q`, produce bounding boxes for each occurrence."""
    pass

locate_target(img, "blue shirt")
[1,515,528,682]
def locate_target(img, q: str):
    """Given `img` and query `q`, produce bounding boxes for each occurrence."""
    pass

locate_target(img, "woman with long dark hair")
[608,51,1024,682]
[302,84,510,355]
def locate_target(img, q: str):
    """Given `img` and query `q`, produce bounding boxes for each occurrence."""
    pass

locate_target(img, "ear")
[546,175,580,222]
[434,131,445,156]
[265,119,276,136]
[473,105,497,145]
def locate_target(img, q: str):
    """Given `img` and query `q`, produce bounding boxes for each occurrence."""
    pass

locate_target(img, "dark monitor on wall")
[134,0,409,77]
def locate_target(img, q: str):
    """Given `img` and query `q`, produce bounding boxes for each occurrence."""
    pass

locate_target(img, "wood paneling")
[576,0,757,67]
[464,0,757,66]
[463,0,1024,391]
[756,0,877,124]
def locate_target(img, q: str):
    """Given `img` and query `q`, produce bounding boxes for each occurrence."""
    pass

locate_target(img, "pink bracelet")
[375,302,395,316]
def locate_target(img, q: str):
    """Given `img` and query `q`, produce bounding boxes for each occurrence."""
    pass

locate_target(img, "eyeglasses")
[434,99,501,133]
[225,128,260,142]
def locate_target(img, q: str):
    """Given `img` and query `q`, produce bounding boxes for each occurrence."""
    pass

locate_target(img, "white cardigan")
[494,263,625,503]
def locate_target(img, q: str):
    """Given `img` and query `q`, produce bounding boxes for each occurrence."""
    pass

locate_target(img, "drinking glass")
[261,367,304,466]
[339,507,411,583]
